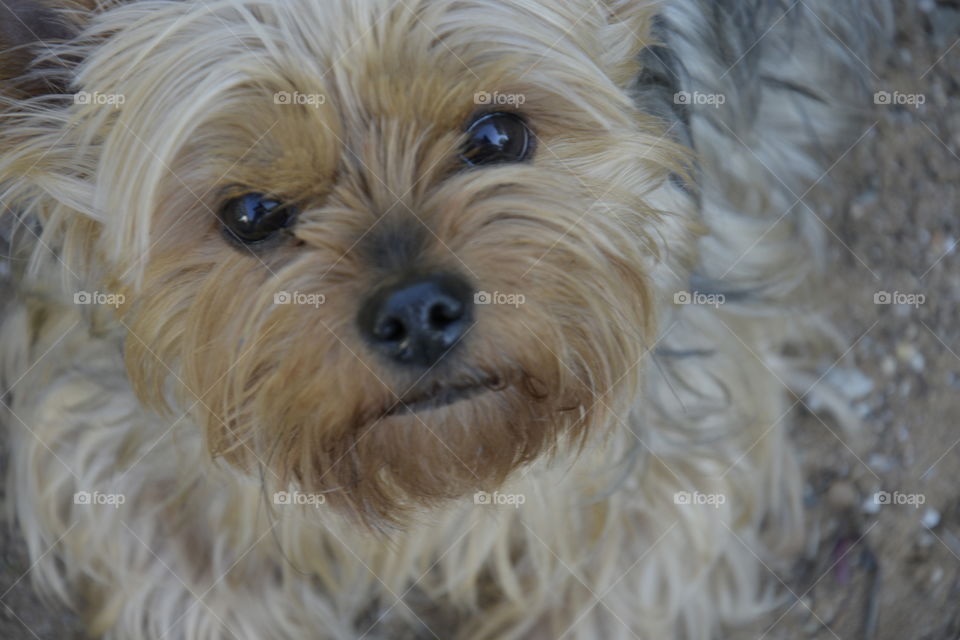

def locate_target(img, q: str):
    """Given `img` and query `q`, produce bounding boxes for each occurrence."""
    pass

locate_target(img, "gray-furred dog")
[0,1,887,638]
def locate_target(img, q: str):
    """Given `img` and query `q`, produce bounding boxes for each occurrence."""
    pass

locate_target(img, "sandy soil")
[1,1,958,638]
[740,2,960,638]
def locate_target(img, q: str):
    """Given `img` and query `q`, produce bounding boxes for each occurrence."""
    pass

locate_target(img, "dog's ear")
[0,0,99,98]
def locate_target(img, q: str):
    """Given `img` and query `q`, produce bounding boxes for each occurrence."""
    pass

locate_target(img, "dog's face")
[10,0,696,524]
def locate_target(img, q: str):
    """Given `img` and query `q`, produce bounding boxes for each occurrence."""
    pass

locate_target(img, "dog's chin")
[265,366,588,526]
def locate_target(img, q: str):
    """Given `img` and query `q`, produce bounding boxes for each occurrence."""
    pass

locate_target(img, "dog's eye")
[460,112,534,166]
[220,193,296,244]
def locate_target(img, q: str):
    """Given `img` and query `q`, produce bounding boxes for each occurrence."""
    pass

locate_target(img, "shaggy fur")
[0,1,886,638]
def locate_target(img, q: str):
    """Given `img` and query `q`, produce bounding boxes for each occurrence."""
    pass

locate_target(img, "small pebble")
[910,351,926,373]
[943,236,957,255]
[826,481,858,510]
[863,496,882,515]
[849,190,878,219]
[868,453,895,473]
[825,367,874,400]
[881,356,897,376]
[922,508,941,529]
[896,342,918,363]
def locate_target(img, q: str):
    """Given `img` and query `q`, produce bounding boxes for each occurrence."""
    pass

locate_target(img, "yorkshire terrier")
[0,1,886,638]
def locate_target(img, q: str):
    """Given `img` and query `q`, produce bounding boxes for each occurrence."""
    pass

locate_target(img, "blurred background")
[738,1,960,637]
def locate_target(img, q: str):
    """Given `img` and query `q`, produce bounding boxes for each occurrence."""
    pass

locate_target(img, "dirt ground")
[736,2,960,638]
[1,1,959,639]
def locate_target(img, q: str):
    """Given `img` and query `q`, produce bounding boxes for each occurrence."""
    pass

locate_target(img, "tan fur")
[0,1,883,638]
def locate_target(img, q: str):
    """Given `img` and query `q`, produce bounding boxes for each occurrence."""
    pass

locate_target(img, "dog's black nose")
[359,274,473,367]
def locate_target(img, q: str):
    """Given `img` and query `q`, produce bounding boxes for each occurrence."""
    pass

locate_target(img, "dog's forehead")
[287,0,597,57]
[271,0,640,141]
[264,0,610,94]
[80,0,643,204]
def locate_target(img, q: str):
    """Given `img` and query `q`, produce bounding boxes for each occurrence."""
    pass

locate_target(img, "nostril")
[428,298,463,330]
[374,316,406,343]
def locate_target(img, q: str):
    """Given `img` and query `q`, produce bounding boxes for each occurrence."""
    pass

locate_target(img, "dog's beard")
[120,183,656,526]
